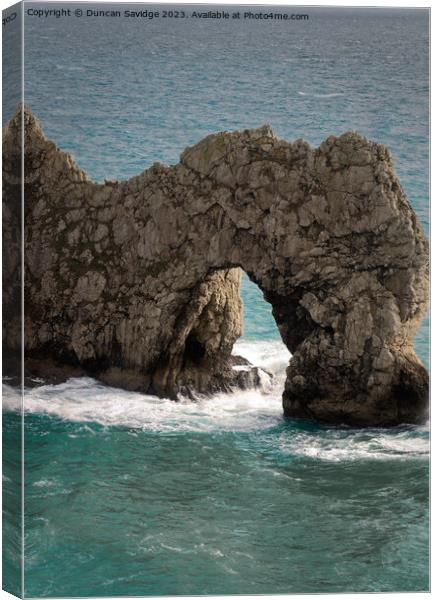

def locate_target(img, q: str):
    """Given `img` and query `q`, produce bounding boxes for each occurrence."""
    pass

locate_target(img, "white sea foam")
[33,479,55,488]
[2,378,284,433]
[1,339,429,461]
[2,340,289,433]
[233,339,291,380]
[277,425,429,462]
[297,91,344,98]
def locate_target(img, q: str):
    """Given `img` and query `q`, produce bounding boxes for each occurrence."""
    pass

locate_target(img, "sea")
[2,5,429,596]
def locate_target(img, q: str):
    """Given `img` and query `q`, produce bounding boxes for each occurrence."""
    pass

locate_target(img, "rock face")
[2,106,429,425]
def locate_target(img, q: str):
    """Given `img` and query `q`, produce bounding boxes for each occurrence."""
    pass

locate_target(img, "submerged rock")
[2,106,429,425]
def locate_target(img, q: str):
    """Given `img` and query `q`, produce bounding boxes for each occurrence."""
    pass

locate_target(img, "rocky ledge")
[2,106,429,425]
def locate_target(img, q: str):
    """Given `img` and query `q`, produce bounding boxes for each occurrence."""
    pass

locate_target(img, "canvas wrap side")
[2,2,24,597]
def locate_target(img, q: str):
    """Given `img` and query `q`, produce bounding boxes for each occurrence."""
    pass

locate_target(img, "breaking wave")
[2,340,288,433]
[2,339,429,461]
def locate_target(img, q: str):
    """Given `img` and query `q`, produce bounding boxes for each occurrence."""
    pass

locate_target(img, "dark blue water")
[3,5,429,596]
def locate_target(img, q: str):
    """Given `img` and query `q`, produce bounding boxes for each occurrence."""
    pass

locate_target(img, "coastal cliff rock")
[2,106,429,425]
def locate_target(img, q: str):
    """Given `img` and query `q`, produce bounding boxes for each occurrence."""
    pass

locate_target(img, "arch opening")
[232,271,291,381]
[166,267,294,405]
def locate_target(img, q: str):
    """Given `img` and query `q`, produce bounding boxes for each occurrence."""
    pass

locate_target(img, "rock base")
[5,353,272,399]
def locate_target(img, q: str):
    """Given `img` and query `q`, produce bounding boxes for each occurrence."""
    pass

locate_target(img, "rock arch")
[2,107,429,425]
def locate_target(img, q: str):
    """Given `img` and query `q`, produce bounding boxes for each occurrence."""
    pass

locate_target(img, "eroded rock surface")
[2,106,429,425]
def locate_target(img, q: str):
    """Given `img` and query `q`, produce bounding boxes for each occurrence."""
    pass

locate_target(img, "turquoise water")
[3,378,430,596]
[3,5,429,596]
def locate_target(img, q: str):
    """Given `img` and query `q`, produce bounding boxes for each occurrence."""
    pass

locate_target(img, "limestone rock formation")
[2,106,429,425]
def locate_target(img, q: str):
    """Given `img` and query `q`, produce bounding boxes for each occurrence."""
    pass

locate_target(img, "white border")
[0,1,432,600]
